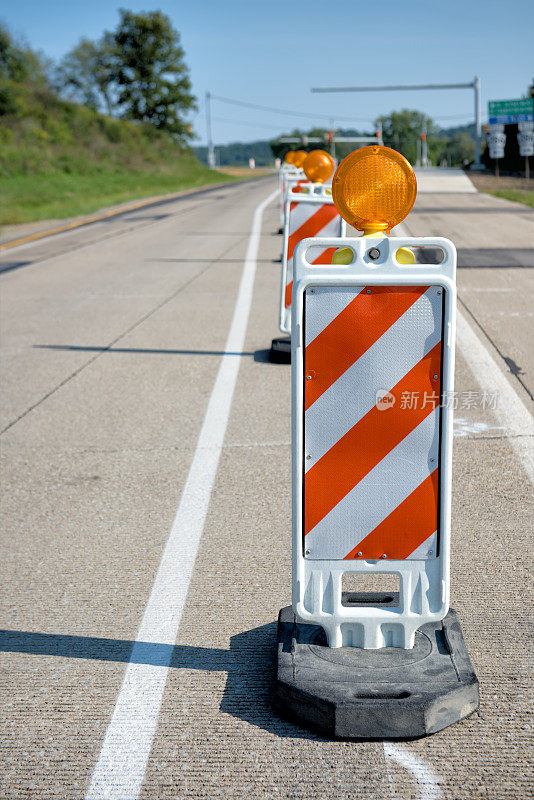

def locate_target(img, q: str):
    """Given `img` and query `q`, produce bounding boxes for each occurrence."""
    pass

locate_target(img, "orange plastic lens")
[285,151,296,164]
[303,149,335,183]
[292,150,308,168]
[332,146,417,232]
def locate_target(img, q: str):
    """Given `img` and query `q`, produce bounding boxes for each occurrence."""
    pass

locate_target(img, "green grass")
[0,79,239,226]
[490,189,534,209]
[0,164,235,226]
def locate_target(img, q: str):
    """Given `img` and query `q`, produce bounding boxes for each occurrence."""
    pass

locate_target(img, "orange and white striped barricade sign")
[290,234,456,649]
[280,171,308,229]
[279,184,345,336]
[275,145,478,740]
[279,165,302,227]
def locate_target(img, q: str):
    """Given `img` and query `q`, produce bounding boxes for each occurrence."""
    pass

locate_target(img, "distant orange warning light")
[332,145,417,234]
[303,150,335,184]
[292,150,308,168]
[284,151,296,164]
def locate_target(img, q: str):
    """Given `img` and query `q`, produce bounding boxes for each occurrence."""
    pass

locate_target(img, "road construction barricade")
[275,145,478,740]
[279,150,308,228]
[279,185,345,335]
[291,234,456,649]
[279,166,304,227]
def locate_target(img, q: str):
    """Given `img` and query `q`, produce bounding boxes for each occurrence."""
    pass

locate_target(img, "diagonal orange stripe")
[287,204,339,262]
[285,280,293,308]
[304,286,428,411]
[304,342,441,536]
[285,247,339,308]
[344,470,439,560]
[312,246,338,265]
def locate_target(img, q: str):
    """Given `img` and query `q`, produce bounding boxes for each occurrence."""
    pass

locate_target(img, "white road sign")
[518,131,534,157]
[487,132,506,159]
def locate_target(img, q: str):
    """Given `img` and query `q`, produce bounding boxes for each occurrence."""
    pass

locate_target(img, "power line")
[212,115,288,132]
[210,93,375,124]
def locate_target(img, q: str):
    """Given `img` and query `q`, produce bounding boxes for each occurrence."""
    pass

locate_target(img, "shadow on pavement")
[458,247,534,268]
[0,261,33,274]
[0,623,323,741]
[34,345,257,357]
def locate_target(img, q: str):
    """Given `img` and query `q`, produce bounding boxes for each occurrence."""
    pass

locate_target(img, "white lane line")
[86,188,278,800]
[455,311,534,483]
[384,743,442,800]
[394,222,534,485]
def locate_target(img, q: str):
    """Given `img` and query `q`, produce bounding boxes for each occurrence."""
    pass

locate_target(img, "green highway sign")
[488,98,534,124]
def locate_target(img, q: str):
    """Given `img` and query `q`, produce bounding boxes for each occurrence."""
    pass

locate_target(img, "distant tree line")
[197,116,479,170]
[0,10,196,143]
[268,113,478,168]
[195,139,275,167]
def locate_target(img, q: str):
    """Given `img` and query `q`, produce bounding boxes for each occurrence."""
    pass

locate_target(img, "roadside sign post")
[275,145,479,739]
[487,129,506,177]
[488,98,534,179]
[518,122,534,180]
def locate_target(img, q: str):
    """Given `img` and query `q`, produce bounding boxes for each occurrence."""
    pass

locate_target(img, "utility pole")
[205,91,215,169]
[311,78,483,170]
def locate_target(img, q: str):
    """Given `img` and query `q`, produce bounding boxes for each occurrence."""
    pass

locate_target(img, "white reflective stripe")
[305,288,442,471]
[305,409,439,559]
[305,287,361,346]
[289,201,317,232]
[408,532,437,559]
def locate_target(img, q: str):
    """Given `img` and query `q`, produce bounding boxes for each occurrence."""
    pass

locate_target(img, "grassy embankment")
[0,80,240,227]
[469,173,534,209]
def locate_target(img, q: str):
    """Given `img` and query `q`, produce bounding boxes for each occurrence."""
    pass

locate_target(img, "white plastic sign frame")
[291,234,457,649]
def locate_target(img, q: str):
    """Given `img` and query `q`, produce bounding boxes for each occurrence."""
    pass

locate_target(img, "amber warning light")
[302,150,335,184]
[332,145,417,235]
[292,150,308,168]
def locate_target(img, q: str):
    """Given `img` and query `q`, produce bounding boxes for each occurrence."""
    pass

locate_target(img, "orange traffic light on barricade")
[284,151,296,165]
[292,150,308,168]
[332,145,417,234]
[302,149,335,184]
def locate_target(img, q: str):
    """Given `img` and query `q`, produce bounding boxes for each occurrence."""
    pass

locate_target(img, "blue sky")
[2,0,533,145]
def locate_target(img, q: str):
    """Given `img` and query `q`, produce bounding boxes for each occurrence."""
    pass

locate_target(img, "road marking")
[456,311,534,483]
[384,743,442,800]
[394,222,534,484]
[85,188,278,800]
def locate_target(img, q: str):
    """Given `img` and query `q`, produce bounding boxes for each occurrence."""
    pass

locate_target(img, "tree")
[113,9,196,138]
[438,132,475,167]
[55,35,117,115]
[0,25,47,84]
[375,109,441,165]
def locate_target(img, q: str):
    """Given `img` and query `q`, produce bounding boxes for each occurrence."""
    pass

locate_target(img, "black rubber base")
[269,336,291,364]
[278,226,284,234]
[275,599,479,739]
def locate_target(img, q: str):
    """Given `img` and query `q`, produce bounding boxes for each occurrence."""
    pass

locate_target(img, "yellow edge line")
[0,182,229,253]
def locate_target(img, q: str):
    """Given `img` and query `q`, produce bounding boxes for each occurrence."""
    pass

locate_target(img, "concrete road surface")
[1,171,533,799]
